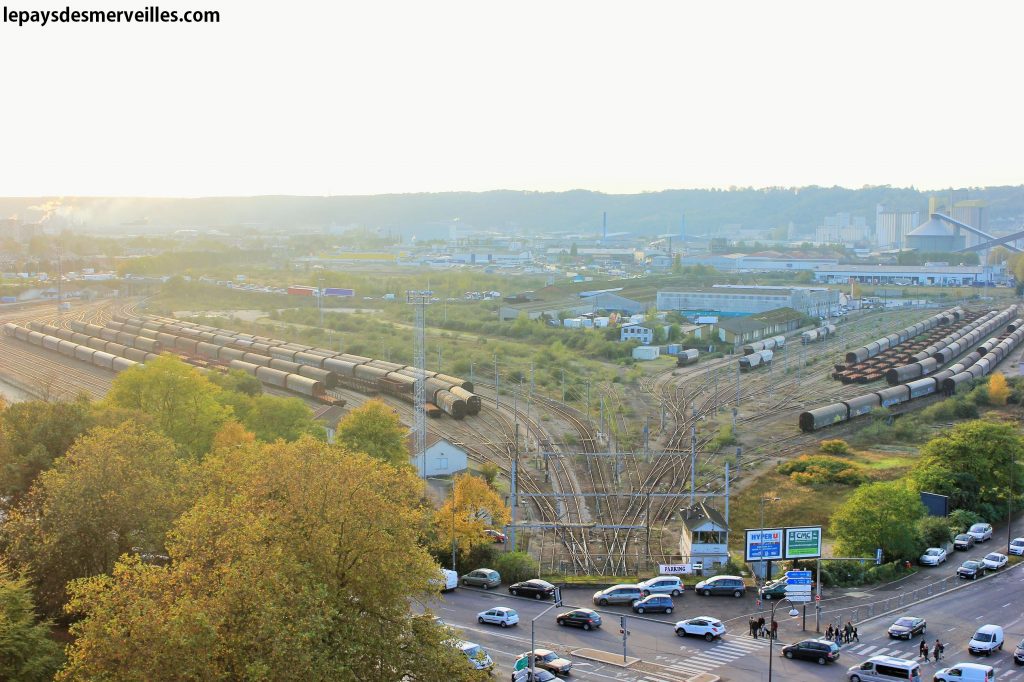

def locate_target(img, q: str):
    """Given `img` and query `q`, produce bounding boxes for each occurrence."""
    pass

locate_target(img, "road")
[430,560,1024,681]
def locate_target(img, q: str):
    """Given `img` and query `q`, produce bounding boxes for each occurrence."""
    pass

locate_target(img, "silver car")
[968,523,993,542]
[461,568,501,589]
[592,584,643,606]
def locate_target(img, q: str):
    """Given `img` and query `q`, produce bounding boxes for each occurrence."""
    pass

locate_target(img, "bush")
[464,543,499,572]
[707,424,737,452]
[777,455,867,486]
[819,440,852,457]
[494,552,540,584]
[946,509,982,535]
[917,516,953,549]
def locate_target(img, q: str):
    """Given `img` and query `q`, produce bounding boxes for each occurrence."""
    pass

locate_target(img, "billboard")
[784,527,822,559]
[744,529,783,562]
[920,492,949,517]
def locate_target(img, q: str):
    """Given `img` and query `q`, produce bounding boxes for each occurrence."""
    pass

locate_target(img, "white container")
[633,345,660,361]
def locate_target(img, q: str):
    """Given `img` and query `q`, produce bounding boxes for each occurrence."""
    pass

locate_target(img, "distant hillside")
[2,186,1023,238]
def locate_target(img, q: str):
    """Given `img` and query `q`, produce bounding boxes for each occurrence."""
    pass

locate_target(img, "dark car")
[759,578,788,600]
[887,616,926,639]
[509,579,555,600]
[957,560,986,580]
[781,639,841,665]
[556,608,601,631]
[511,669,557,682]
[1014,637,1024,665]
[632,595,674,614]
[694,575,746,597]
[954,534,977,551]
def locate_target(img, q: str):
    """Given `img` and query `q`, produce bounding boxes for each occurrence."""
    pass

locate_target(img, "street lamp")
[767,596,800,682]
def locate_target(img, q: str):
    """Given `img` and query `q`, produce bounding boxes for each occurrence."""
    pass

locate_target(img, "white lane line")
[859,645,878,654]
[1003,602,1013,607]
[947,627,958,631]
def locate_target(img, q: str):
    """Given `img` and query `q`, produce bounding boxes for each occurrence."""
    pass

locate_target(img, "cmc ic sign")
[784,527,823,560]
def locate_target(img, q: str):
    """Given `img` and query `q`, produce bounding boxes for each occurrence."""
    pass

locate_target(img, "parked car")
[694,575,746,597]
[954,534,976,551]
[461,568,501,589]
[637,575,683,597]
[674,616,726,641]
[968,624,1004,655]
[484,529,507,543]
[455,640,493,670]
[592,584,643,606]
[556,608,601,630]
[759,578,787,600]
[981,552,1007,570]
[919,548,947,566]
[515,649,572,676]
[511,670,557,682]
[957,560,986,580]
[509,579,555,600]
[1014,637,1024,665]
[1009,537,1024,556]
[781,638,841,665]
[847,655,922,682]
[968,523,993,543]
[477,607,519,628]
[933,662,995,681]
[887,616,926,639]
[632,595,674,614]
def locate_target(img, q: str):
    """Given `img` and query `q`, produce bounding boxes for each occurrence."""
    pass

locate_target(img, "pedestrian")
[919,640,929,662]
[825,624,833,640]
[852,625,859,642]
[757,617,765,639]
[933,639,943,662]
[770,620,778,641]
[749,618,757,638]
[834,628,842,647]
[846,621,854,643]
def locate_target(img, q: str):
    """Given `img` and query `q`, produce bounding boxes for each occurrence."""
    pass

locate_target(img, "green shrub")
[777,455,867,486]
[947,509,982,535]
[494,552,540,584]
[917,515,953,548]
[819,439,852,457]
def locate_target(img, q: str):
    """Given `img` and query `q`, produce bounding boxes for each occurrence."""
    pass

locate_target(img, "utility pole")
[494,352,499,409]
[561,368,565,403]
[437,347,442,373]
[406,290,432,479]
[735,363,740,406]
[510,424,519,550]
[586,379,591,419]
[690,425,697,506]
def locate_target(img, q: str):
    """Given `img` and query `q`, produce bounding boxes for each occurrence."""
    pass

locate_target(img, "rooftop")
[679,502,727,532]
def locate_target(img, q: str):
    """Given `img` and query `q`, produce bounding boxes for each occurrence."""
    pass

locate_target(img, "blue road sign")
[785,570,812,577]
[786,578,812,584]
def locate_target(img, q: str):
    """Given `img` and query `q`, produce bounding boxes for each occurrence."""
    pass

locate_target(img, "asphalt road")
[428,560,1024,681]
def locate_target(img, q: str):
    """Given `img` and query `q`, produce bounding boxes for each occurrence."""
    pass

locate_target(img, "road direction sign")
[785,586,812,594]
[786,594,812,603]
[785,570,812,578]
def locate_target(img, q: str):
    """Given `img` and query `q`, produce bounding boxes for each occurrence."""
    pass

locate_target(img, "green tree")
[335,399,410,468]
[105,355,231,457]
[916,516,953,549]
[0,396,96,500]
[830,481,926,562]
[227,394,326,442]
[3,422,195,615]
[208,368,263,396]
[60,439,484,682]
[495,551,539,584]
[0,561,63,680]
[909,420,1024,519]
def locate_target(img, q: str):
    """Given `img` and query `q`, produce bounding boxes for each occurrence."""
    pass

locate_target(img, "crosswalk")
[639,634,774,680]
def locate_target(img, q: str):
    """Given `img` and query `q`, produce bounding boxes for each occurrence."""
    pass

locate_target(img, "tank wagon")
[801,324,836,344]
[676,349,700,366]
[801,323,1024,433]
[742,336,785,355]
[739,349,773,371]
[5,323,140,374]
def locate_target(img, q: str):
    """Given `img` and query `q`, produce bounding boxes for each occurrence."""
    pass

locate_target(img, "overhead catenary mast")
[406,290,433,478]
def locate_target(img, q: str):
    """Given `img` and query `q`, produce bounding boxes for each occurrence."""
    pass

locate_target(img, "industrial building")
[875,204,921,250]
[407,434,468,478]
[716,307,805,345]
[904,215,966,253]
[620,322,653,344]
[499,291,646,321]
[811,264,1004,286]
[678,254,838,271]
[657,285,838,318]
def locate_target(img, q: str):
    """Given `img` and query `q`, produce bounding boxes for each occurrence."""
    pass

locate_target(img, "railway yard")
[2,298,1022,576]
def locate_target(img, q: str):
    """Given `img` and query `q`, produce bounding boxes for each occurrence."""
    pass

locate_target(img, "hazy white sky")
[1,0,1020,196]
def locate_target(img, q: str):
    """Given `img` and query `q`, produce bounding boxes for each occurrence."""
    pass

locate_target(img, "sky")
[1,0,1021,197]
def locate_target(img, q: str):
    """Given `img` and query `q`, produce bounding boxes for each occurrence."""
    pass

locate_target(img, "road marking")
[947,627,958,631]
[858,645,878,654]
[1003,602,1013,607]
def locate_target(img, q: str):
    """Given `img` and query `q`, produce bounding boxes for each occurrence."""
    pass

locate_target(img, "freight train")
[106,315,482,419]
[739,349,773,371]
[676,348,699,367]
[742,336,785,355]
[3,322,140,373]
[801,324,836,344]
[800,324,1024,432]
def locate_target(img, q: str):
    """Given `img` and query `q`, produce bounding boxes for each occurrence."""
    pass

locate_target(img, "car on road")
[632,594,674,614]
[957,560,986,580]
[919,548,947,566]
[674,616,726,641]
[847,655,921,682]
[781,638,841,665]
[981,552,1007,570]
[933,662,995,681]
[1009,537,1024,556]
[592,584,642,606]
[887,616,926,639]
[954,534,976,551]
[1014,637,1024,665]
[455,640,493,670]
[484,529,507,543]
[515,649,572,676]
[435,568,458,592]
[968,624,1004,655]
[508,579,555,600]
[477,607,519,628]
[968,523,993,543]
[694,575,746,598]
[511,669,558,682]
[637,576,683,597]
[461,568,501,589]
[556,608,601,630]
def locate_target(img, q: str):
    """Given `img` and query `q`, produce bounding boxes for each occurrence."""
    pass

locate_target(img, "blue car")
[632,594,674,614]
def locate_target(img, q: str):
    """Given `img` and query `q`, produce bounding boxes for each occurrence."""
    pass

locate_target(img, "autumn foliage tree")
[434,473,512,564]
[988,372,1010,406]
[335,399,409,468]
[60,438,484,681]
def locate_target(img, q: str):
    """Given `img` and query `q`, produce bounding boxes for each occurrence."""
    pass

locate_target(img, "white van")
[848,655,922,682]
[933,662,995,682]
[968,624,1004,655]
[440,569,458,592]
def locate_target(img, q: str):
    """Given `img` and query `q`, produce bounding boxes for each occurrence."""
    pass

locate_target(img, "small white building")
[408,433,469,478]
[621,322,653,344]
[632,345,660,361]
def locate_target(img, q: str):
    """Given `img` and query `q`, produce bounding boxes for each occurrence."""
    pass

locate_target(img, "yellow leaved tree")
[989,372,1010,406]
[434,472,512,565]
